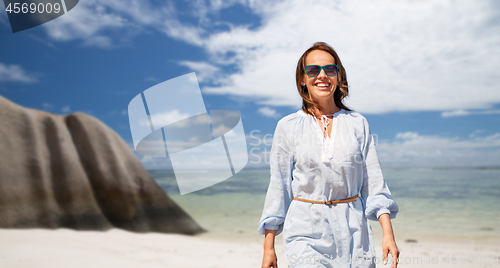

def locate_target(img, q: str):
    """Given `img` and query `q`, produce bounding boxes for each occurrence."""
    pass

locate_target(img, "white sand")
[0,228,286,268]
[1,228,499,268]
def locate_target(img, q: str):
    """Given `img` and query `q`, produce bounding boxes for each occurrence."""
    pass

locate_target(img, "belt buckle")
[325,200,332,205]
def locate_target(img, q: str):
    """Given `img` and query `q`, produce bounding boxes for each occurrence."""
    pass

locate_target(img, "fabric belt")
[293,194,358,205]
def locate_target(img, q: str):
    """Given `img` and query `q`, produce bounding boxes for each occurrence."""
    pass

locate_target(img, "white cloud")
[42,102,54,110]
[148,110,210,129]
[188,0,248,24]
[395,132,420,140]
[193,0,500,114]
[38,0,500,114]
[148,109,190,127]
[160,18,205,47]
[42,0,172,48]
[212,124,232,137]
[441,109,470,117]
[61,105,71,113]
[178,61,220,83]
[377,132,500,168]
[40,0,235,48]
[257,106,279,118]
[441,109,500,117]
[0,63,38,83]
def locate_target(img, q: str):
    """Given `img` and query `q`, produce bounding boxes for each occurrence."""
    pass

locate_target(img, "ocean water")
[149,168,500,242]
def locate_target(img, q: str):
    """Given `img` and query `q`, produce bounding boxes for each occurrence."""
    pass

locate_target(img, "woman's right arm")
[258,118,294,235]
[259,118,295,267]
[262,229,278,268]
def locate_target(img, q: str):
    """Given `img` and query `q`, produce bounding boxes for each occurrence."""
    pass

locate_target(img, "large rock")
[0,96,204,234]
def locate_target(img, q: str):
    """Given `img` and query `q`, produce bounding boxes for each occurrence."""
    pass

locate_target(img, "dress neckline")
[297,109,345,161]
[298,108,345,118]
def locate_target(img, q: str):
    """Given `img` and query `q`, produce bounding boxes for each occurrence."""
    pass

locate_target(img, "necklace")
[319,115,331,139]
[315,112,337,139]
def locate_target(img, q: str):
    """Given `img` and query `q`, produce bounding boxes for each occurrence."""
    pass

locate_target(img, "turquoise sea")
[149,169,500,242]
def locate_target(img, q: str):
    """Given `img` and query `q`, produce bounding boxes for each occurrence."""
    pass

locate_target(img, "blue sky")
[1,0,499,169]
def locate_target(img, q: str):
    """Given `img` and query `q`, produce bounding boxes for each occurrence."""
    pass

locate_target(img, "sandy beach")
[0,228,283,268]
[1,228,499,268]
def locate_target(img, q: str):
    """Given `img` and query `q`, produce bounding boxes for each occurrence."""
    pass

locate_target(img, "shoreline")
[1,228,499,268]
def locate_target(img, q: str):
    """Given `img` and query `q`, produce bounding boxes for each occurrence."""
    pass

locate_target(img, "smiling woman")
[259,42,400,268]
[296,43,351,119]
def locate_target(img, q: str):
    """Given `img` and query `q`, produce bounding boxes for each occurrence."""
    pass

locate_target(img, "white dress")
[258,109,398,268]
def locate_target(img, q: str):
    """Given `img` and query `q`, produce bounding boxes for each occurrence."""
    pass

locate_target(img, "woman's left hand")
[382,235,399,268]
[378,213,399,267]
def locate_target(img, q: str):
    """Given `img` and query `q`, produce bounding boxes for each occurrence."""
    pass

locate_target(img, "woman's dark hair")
[295,42,352,116]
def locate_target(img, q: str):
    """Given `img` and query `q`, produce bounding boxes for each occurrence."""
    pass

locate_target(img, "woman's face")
[301,50,339,104]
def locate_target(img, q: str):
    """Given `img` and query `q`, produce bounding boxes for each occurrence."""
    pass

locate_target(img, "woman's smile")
[314,81,331,91]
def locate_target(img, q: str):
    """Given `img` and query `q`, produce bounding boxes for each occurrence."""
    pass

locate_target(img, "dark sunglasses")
[305,64,338,77]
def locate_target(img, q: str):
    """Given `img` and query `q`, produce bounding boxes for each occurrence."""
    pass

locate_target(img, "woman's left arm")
[358,115,399,266]
[379,213,399,268]
[359,116,399,222]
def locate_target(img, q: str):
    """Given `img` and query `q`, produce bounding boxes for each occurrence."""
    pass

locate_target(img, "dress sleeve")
[258,120,294,235]
[360,118,399,221]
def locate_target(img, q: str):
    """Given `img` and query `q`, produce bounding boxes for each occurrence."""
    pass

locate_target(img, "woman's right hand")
[262,248,278,268]
[262,229,278,268]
